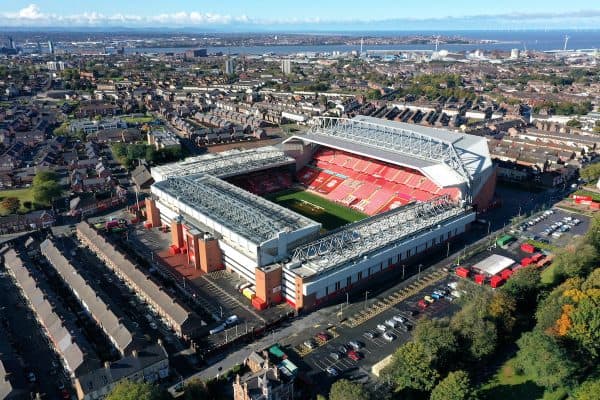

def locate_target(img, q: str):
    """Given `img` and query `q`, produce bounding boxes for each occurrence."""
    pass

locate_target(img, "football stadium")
[147,116,496,312]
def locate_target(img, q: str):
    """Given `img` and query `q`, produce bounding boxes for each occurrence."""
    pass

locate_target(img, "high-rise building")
[48,40,54,55]
[8,36,14,50]
[185,48,208,60]
[510,48,520,59]
[281,59,292,75]
[225,58,235,75]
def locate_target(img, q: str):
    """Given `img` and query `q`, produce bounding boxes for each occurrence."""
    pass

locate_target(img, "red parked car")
[347,350,362,361]
[315,331,331,342]
[417,299,429,309]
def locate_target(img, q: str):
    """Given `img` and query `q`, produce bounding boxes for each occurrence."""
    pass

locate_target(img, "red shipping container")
[143,221,153,229]
[455,267,470,278]
[520,243,536,253]
[531,253,544,262]
[572,195,592,201]
[591,202,600,209]
[501,269,513,280]
[490,275,505,288]
[169,245,180,255]
[474,274,485,285]
[521,257,533,266]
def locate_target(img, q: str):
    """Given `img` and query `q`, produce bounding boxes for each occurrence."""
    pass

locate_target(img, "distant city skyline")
[2,1,600,30]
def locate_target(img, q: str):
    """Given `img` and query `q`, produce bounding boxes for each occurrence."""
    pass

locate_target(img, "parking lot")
[513,208,589,247]
[270,272,460,392]
[263,205,592,394]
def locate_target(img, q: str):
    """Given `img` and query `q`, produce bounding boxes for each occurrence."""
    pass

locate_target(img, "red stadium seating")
[297,147,457,216]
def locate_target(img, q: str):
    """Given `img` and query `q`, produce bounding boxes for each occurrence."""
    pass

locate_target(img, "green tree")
[579,163,600,183]
[553,242,598,279]
[329,379,370,400]
[430,370,478,400]
[0,197,20,215]
[570,377,600,400]
[451,297,498,360]
[182,378,208,400]
[515,330,577,390]
[383,341,440,392]
[105,381,170,400]
[32,171,61,205]
[566,119,582,129]
[488,290,517,335]
[567,293,600,359]
[502,267,542,307]
[413,318,458,371]
[585,214,600,252]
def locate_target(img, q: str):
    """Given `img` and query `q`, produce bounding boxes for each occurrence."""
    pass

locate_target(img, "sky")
[1,1,600,30]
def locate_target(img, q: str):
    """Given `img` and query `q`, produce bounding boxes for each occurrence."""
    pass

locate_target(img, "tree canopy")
[515,330,577,390]
[329,378,370,400]
[430,370,478,400]
[105,381,170,400]
[383,341,440,392]
[32,171,61,205]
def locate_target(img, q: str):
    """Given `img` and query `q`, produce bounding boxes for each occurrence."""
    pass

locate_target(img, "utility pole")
[364,291,369,310]
[418,264,423,280]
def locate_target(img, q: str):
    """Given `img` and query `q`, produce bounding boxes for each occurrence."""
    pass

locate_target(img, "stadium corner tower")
[148,116,496,312]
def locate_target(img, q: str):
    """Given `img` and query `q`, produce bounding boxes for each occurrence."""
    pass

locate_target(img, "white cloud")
[0,3,600,28]
[16,4,44,19]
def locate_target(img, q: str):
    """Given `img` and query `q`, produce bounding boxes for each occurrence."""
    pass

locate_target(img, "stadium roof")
[153,174,319,245]
[151,147,295,182]
[286,195,468,278]
[284,116,493,190]
[40,239,135,356]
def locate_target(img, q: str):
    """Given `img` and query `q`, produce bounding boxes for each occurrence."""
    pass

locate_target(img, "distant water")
[123,30,600,55]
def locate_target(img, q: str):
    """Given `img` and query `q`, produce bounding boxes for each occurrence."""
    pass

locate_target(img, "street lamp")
[418,264,423,280]
[364,290,370,310]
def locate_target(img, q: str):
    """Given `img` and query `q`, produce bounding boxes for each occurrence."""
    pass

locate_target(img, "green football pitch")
[266,188,367,231]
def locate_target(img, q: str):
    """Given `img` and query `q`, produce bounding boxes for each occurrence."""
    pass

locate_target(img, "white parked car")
[377,324,387,332]
[382,332,396,342]
[225,315,239,326]
[385,319,398,328]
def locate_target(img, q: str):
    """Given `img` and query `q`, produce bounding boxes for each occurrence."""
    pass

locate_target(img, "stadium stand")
[296,147,459,216]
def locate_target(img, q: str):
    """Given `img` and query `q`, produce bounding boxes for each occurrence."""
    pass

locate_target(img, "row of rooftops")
[153,174,319,245]
[2,248,99,377]
[40,238,136,356]
[75,222,201,337]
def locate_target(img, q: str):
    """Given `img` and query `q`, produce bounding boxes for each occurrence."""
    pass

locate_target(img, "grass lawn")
[0,188,37,214]
[123,115,154,124]
[266,188,367,230]
[479,357,568,400]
